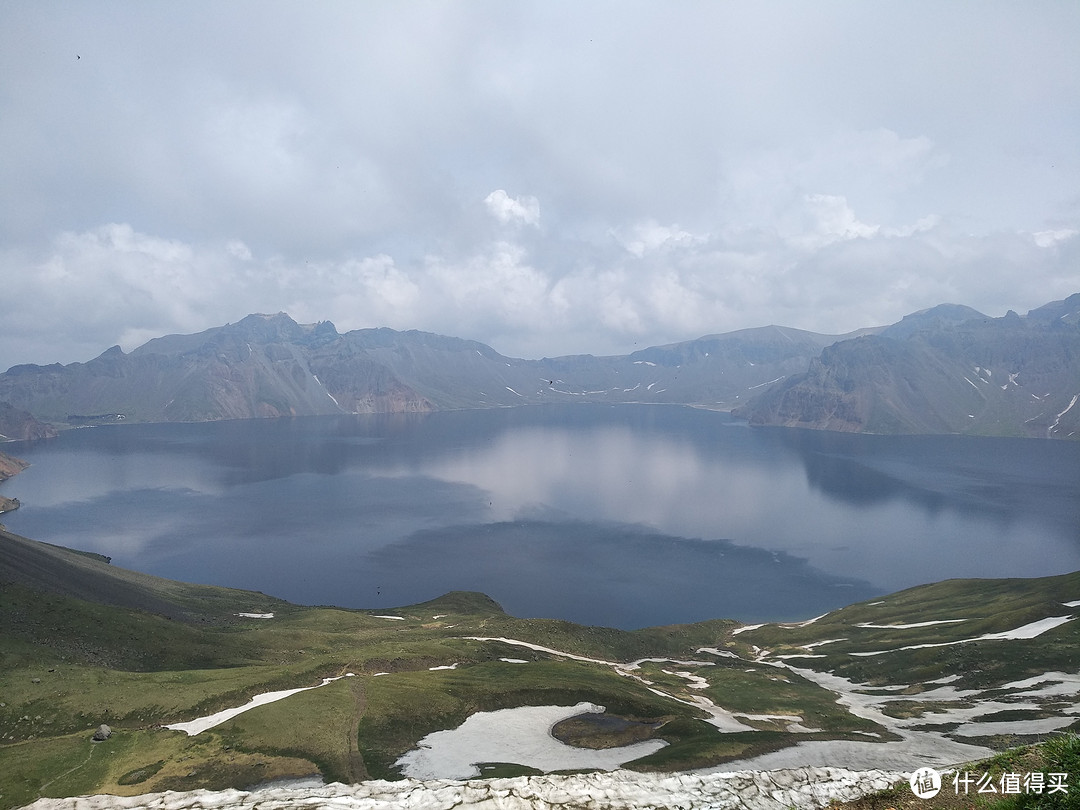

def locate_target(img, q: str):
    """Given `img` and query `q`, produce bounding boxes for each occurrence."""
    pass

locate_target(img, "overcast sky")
[1,2,1078,370]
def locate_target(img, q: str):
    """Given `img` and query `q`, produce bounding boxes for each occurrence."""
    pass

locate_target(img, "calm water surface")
[2,405,1078,628]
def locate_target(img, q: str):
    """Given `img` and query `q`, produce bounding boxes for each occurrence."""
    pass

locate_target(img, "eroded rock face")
[0,401,56,441]
[0,450,30,482]
[20,767,907,810]
[738,295,1080,439]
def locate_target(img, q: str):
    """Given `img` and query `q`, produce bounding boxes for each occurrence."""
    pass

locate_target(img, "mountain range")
[0,292,1077,439]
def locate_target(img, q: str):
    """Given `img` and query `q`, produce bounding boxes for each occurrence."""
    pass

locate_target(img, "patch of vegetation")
[0,585,259,672]
[689,660,883,734]
[976,710,1060,723]
[1012,733,1080,809]
[475,762,545,778]
[0,734,115,810]
[880,700,975,719]
[551,712,662,749]
[827,735,1080,810]
[218,676,368,784]
[735,571,1080,693]
[628,724,791,772]
[355,659,703,780]
[117,759,165,785]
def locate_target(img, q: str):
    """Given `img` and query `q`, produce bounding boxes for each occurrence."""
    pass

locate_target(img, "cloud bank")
[1,2,1077,369]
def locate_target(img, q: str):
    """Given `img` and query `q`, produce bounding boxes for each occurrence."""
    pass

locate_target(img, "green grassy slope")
[734,572,1080,688]
[2,528,1078,809]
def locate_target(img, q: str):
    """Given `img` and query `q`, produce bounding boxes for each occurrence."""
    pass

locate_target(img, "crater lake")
[2,404,1078,628]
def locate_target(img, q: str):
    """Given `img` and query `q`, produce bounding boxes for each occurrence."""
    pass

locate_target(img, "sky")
[1,1,1078,370]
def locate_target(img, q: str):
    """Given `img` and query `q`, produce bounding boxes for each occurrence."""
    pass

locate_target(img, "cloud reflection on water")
[2,406,1078,625]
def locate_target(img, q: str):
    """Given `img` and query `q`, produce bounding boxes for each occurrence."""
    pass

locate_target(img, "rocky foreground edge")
[19,767,907,810]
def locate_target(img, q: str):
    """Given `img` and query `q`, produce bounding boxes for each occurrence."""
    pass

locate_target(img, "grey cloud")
[1,2,1078,369]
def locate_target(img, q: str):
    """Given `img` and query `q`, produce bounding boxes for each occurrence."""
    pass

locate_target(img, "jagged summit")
[0,294,1077,438]
[880,302,987,339]
[1027,291,1080,325]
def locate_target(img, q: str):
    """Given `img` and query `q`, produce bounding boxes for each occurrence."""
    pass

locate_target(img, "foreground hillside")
[2,527,1079,809]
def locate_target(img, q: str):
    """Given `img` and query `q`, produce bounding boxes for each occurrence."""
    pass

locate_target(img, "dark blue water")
[2,405,1078,628]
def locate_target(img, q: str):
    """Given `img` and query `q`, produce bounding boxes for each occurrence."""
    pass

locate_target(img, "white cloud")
[226,240,253,261]
[619,220,700,258]
[791,194,880,250]
[1033,229,1078,248]
[484,190,541,227]
[1,213,1078,373]
[0,4,1078,369]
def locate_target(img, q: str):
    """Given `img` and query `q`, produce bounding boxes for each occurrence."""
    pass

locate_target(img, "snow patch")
[19,768,912,810]
[850,615,1075,656]
[1049,393,1080,435]
[783,613,829,628]
[856,619,968,629]
[166,675,355,735]
[396,702,666,778]
[732,623,765,635]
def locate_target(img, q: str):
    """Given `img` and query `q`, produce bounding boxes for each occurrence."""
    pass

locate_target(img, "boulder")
[92,724,112,742]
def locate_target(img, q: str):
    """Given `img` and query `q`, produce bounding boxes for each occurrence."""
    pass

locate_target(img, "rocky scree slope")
[0,314,861,424]
[736,294,1080,438]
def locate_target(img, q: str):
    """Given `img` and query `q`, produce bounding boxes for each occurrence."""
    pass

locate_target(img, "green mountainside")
[2,527,1078,808]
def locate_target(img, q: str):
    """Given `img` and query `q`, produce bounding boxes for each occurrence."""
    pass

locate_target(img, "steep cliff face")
[738,294,1080,438]
[3,295,1077,437]
[0,448,28,513]
[0,315,850,425]
[0,400,58,440]
[0,315,433,424]
[0,449,28,481]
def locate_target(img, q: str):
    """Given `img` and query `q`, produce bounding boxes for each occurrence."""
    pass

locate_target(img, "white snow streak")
[166,675,355,735]
[1049,393,1080,435]
[849,616,1075,657]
